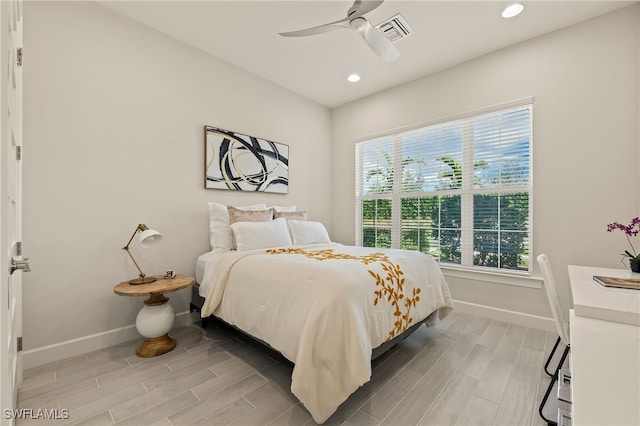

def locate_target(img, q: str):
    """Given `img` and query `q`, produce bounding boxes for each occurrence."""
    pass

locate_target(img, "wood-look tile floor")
[17,312,569,426]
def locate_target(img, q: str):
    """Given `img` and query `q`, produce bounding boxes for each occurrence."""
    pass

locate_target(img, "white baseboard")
[452,299,556,333]
[23,302,555,370]
[22,311,196,370]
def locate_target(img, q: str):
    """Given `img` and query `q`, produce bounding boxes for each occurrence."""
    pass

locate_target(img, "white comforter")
[200,243,453,423]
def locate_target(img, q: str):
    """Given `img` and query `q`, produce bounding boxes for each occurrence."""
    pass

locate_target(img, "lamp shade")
[139,228,162,248]
[123,223,163,285]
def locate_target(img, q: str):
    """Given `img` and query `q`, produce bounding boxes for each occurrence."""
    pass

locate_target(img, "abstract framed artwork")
[204,126,289,194]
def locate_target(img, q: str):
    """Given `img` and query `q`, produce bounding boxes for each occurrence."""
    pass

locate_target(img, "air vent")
[375,14,413,43]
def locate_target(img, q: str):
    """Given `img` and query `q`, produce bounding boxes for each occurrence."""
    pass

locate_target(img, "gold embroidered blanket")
[200,243,453,424]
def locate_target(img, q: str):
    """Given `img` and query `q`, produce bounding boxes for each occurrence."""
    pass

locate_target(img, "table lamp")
[122,224,163,284]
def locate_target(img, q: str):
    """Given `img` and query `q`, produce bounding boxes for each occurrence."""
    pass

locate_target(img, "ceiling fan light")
[347,73,361,83]
[502,3,524,18]
[349,17,368,32]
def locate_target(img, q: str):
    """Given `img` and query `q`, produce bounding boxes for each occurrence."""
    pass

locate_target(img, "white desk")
[568,265,640,426]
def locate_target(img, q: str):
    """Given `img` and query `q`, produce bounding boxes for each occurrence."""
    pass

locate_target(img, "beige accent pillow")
[269,205,296,213]
[227,206,274,225]
[274,210,307,220]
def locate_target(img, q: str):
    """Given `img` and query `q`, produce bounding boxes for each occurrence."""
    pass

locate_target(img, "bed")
[191,203,454,424]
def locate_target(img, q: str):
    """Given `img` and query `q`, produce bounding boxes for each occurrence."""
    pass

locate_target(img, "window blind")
[356,101,532,273]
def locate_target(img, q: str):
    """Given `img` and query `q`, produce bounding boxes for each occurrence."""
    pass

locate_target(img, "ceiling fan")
[279,0,400,62]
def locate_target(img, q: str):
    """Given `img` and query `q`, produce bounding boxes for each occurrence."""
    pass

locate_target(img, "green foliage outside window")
[473,192,529,270]
[362,199,392,248]
[362,158,529,271]
[400,196,461,263]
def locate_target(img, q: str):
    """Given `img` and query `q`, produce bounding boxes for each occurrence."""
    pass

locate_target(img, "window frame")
[355,98,533,275]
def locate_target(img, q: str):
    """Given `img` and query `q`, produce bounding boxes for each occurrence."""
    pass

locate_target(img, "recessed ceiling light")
[502,3,524,18]
[347,73,361,83]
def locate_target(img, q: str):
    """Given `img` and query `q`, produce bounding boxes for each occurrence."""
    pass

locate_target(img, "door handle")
[9,257,31,274]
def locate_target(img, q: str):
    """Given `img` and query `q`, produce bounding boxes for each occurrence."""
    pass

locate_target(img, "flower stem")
[626,234,638,258]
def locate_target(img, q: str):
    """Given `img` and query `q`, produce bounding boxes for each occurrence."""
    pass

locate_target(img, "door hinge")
[17,337,22,352]
[16,242,21,256]
[16,146,21,160]
[17,48,22,67]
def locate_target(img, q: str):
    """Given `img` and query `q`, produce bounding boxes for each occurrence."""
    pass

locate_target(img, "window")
[356,101,532,273]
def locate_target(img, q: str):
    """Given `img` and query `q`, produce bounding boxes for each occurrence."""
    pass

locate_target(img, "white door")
[0,0,24,423]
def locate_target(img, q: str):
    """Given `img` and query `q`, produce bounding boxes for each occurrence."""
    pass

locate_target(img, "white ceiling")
[100,1,634,108]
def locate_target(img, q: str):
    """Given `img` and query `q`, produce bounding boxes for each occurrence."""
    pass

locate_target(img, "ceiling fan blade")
[348,0,385,19]
[360,19,399,62]
[279,17,349,37]
[279,0,395,60]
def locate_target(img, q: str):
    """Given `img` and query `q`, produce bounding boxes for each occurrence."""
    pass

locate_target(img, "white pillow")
[207,202,266,251]
[269,205,296,212]
[231,218,293,251]
[287,220,331,245]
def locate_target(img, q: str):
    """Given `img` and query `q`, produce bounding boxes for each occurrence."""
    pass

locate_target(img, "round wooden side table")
[113,274,194,357]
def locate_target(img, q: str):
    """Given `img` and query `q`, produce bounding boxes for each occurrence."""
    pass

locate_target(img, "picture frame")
[204,126,289,194]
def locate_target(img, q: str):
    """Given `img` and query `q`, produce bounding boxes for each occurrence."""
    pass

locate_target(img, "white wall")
[21,2,640,367]
[22,1,331,365]
[331,6,639,319]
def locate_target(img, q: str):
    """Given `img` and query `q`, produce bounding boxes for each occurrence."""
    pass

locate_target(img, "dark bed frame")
[189,283,435,360]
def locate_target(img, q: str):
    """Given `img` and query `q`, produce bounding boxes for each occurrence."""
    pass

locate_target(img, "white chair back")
[537,254,570,345]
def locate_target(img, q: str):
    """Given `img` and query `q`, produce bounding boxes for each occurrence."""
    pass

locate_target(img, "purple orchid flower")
[607,217,640,260]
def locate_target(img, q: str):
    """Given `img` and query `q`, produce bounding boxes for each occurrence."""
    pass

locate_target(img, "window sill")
[440,265,542,289]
